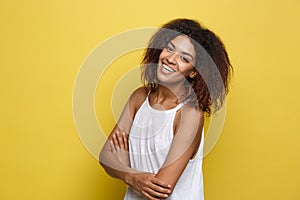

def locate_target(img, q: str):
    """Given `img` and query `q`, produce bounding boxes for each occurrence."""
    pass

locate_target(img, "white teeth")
[163,64,175,72]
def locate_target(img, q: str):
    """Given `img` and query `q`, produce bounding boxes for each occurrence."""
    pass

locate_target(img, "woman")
[99,18,233,199]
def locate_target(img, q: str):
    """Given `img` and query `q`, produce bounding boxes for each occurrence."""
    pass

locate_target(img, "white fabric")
[124,96,204,200]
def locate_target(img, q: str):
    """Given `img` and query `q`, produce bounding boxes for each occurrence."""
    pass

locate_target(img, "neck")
[154,84,185,104]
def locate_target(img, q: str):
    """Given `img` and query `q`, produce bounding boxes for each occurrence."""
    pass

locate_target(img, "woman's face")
[157,35,196,86]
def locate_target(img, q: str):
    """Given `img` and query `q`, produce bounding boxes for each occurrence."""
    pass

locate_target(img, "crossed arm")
[99,88,204,199]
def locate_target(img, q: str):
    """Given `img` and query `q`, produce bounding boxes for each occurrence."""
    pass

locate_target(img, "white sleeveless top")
[124,96,204,200]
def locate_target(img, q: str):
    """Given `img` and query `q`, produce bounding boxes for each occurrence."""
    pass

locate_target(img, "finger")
[116,131,125,150]
[144,187,169,199]
[141,191,161,200]
[112,133,120,148]
[110,140,116,153]
[123,132,129,151]
[148,181,171,196]
[152,178,171,189]
[118,130,129,151]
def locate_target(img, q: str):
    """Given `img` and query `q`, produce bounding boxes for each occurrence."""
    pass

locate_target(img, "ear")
[189,70,197,79]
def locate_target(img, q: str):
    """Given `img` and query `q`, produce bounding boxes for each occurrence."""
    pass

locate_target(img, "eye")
[165,46,174,52]
[180,56,189,63]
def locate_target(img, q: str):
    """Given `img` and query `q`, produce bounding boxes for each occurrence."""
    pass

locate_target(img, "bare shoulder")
[181,105,204,121]
[129,86,148,103]
[130,86,148,99]
[128,86,149,113]
[179,105,205,133]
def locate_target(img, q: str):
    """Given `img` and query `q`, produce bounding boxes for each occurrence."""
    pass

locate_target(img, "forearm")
[155,132,201,193]
[154,107,204,193]
[100,163,133,185]
[155,158,188,193]
[100,148,171,199]
[99,148,135,184]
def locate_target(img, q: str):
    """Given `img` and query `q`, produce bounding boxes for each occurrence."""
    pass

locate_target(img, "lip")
[161,63,176,74]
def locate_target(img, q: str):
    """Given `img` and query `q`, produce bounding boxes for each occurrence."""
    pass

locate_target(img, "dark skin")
[100,86,204,200]
[100,88,172,200]
[100,35,204,199]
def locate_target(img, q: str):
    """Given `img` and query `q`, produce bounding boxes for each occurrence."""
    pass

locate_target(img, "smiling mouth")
[162,64,176,73]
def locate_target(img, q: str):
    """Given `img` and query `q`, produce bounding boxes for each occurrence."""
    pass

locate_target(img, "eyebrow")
[169,42,194,60]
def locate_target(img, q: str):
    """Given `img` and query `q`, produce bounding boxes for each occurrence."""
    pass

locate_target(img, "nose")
[166,52,177,64]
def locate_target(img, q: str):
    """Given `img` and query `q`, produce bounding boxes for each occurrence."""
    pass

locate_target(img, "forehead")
[169,35,196,56]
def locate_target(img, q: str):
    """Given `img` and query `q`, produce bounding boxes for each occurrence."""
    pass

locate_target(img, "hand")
[127,172,171,200]
[111,129,129,151]
[111,130,171,199]
[110,130,129,166]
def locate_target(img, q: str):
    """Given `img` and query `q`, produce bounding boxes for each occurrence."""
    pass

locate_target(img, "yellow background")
[1,0,300,199]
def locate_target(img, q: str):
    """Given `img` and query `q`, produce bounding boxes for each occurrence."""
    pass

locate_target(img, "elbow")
[98,151,111,176]
[99,159,105,169]
[98,148,106,168]
[98,148,115,175]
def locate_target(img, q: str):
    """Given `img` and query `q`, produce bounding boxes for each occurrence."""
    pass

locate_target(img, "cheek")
[178,64,194,73]
[158,50,169,60]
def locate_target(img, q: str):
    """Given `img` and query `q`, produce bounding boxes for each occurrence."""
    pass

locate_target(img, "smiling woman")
[157,35,197,87]
[99,18,233,200]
